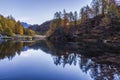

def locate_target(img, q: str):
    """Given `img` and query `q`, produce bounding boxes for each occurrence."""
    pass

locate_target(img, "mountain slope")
[29,20,51,35]
[21,22,31,28]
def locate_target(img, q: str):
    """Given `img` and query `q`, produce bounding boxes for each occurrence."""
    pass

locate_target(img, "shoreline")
[0,35,47,41]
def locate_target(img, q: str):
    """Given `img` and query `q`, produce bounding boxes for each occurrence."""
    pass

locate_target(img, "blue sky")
[0,0,92,24]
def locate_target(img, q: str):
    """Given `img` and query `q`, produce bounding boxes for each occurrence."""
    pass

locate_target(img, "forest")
[0,0,120,42]
[0,0,120,80]
[0,15,35,36]
[47,0,120,43]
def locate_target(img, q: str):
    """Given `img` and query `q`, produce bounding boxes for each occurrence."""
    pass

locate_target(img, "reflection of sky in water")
[0,41,119,80]
[0,49,93,80]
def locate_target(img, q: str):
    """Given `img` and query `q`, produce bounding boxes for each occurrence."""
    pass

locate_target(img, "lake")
[0,40,120,80]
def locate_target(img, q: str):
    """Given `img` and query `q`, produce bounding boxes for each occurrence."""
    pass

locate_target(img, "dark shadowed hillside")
[47,0,120,47]
[29,20,52,35]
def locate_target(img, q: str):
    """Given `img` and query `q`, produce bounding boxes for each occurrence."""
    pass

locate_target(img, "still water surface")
[0,40,120,80]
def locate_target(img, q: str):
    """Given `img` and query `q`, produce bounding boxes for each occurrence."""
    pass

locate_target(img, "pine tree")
[74,11,78,27]
[69,12,74,26]
[0,24,3,34]
[108,3,119,18]
[15,21,24,35]
[91,0,100,16]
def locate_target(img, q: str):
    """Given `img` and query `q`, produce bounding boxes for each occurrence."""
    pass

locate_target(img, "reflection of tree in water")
[0,41,35,60]
[53,53,78,67]
[0,40,51,60]
[0,40,120,80]
[46,41,120,80]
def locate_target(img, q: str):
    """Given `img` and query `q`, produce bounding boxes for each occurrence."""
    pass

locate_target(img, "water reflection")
[0,40,120,80]
[46,41,120,80]
[0,41,36,60]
